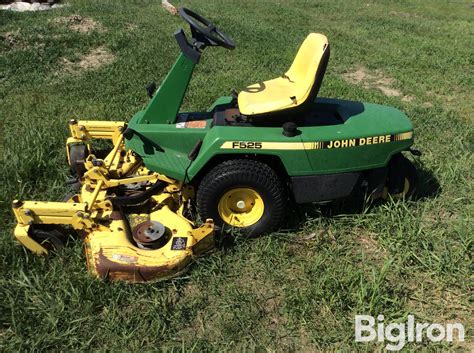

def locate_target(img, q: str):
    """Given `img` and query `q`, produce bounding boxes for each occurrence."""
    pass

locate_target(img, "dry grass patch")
[342,66,414,101]
[357,234,385,256]
[389,11,421,19]
[61,46,115,74]
[53,15,104,34]
[1,30,26,49]
[352,228,389,264]
[126,23,138,31]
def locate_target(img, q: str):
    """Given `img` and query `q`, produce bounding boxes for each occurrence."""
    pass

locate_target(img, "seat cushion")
[238,33,328,117]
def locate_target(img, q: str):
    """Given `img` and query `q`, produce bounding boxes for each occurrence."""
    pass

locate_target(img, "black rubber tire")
[69,144,88,178]
[29,225,67,253]
[386,154,418,200]
[196,159,287,237]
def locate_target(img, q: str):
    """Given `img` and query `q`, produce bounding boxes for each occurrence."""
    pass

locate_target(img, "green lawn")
[0,0,472,351]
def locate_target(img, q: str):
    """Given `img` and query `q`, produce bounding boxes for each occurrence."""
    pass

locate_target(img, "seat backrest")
[285,33,329,107]
[239,33,330,122]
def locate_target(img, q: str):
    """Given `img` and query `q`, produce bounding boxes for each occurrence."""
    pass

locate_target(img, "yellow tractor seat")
[238,33,330,117]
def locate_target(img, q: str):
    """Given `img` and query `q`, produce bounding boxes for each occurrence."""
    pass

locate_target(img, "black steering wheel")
[178,7,235,50]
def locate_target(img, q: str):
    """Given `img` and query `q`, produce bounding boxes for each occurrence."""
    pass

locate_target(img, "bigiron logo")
[354,315,465,351]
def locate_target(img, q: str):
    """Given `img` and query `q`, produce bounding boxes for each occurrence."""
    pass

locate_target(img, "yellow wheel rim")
[217,187,264,227]
[391,178,410,199]
[383,178,410,200]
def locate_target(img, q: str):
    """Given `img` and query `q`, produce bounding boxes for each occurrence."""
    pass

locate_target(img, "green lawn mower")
[12,8,420,282]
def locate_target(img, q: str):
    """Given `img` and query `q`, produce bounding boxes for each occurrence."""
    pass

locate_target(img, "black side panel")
[365,167,388,199]
[291,172,360,203]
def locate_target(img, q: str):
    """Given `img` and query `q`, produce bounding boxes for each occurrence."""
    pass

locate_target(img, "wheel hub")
[217,187,264,227]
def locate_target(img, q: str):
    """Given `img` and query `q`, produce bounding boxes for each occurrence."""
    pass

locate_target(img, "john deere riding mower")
[11,8,419,282]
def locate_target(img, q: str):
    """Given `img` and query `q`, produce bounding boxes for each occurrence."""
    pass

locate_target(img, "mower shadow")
[219,163,441,248]
[288,162,441,225]
[411,162,442,201]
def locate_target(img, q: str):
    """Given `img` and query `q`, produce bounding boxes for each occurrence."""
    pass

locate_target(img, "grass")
[0,0,472,350]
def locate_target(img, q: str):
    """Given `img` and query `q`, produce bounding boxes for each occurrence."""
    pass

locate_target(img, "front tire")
[29,225,67,253]
[68,144,89,178]
[196,159,287,237]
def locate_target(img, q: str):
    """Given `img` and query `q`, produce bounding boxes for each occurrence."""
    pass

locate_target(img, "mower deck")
[12,120,215,282]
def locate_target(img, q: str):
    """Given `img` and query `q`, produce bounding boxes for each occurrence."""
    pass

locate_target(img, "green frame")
[125,32,414,183]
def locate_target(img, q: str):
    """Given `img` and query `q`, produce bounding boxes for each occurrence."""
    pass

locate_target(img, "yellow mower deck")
[12,120,215,282]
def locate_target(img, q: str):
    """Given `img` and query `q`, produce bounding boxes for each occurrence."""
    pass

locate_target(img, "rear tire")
[384,154,417,200]
[196,159,287,237]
